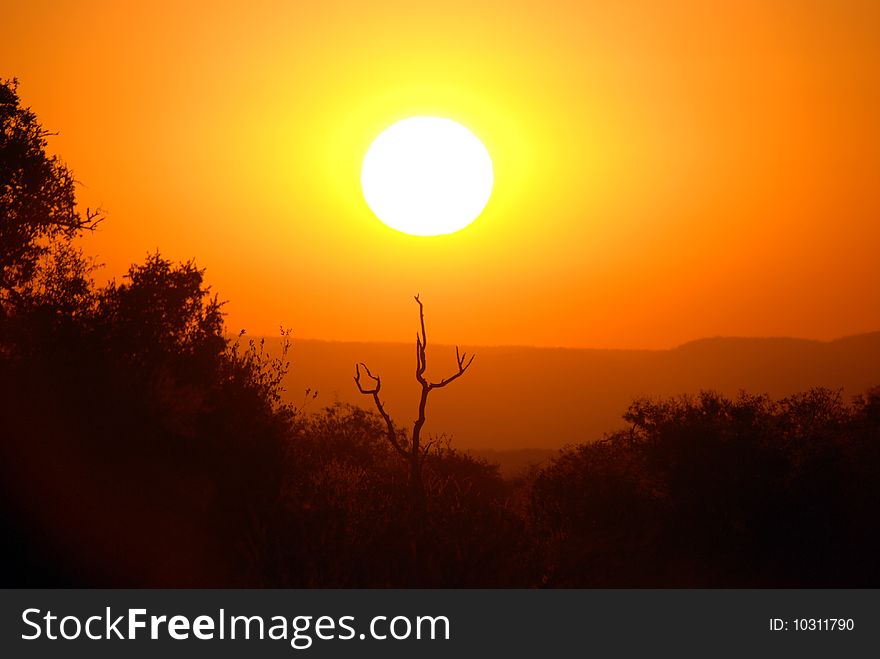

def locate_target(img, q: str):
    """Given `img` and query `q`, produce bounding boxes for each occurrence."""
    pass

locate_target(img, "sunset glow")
[4,0,880,597]
[3,0,880,348]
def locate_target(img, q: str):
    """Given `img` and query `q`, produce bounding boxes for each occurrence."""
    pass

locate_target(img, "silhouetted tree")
[355,295,474,513]
[96,252,226,370]
[0,79,100,299]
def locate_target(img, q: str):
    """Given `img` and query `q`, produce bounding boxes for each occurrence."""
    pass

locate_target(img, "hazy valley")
[276,331,880,467]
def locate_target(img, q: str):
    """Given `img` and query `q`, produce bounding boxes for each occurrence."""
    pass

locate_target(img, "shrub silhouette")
[529,389,880,587]
[272,403,536,587]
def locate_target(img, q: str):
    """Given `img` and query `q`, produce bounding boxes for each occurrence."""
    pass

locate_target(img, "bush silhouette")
[273,403,536,587]
[1,250,293,585]
[529,389,880,586]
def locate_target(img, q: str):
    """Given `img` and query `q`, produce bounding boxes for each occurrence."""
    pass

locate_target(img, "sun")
[361,117,494,236]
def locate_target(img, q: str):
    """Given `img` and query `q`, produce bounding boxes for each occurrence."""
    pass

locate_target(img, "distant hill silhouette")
[272,331,880,450]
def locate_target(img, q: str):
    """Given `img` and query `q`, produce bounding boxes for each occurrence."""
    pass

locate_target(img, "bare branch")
[414,295,428,383]
[415,333,425,384]
[428,345,475,389]
[415,294,427,347]
[421,437,439,458]
[51,206,104,232]
[84,206,105,229]
[354,363,408,459]
[354,362,380,394]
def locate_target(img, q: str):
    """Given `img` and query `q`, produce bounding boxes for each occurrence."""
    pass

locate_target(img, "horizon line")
[227,329,880,353]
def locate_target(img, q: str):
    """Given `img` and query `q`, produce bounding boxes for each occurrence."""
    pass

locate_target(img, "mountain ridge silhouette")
[259,330,880,451]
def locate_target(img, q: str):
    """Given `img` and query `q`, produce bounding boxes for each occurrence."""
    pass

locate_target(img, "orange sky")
[3,0,879,348]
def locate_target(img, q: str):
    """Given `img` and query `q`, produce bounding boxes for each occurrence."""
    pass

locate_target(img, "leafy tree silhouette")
[0,84,294,584]
[0,79,100,299]
[97,251,226,369]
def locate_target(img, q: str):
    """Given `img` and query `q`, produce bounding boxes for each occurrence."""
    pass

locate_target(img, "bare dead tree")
[355,295,474,513]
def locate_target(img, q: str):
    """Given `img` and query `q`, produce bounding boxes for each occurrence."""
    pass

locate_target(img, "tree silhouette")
[355,295,474,513]
[0,79,100,299]
[96,251,226,369]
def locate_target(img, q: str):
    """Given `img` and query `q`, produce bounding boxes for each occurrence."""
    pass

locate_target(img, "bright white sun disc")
[361,117,493,236]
